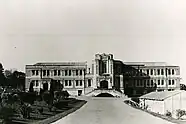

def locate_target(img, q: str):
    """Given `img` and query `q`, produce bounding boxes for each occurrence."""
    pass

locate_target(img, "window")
[80,70,82,76]
[144,80,146,86]
[36,70,39,76]
[32,70,35,75]
[103,61,107,73]
[158,80,160,85]
[47,70,50,76]
[172,69,175,75]
[69,70,71,76]
[147,80,150,86]
[58,70,61,76]
[43,70,46,76]
[146,69,149,75]
[168,69,171,75]
[151,80,154,86]
[161,80,164,85]
[69,80,72,86]
[140,80,143,86]
[36,80,39,87]
[80,80,82,86]
[65,80,68,86]
[151,69,153,75]
[172,80,175,85]
[65,70,68,76]
[76,80,79,86]
[161,69,164,75]
[157,69,160,75]
[169,80,171,85]
[76,70,78,76]
[54,70,57,76]
[88,79,91,87]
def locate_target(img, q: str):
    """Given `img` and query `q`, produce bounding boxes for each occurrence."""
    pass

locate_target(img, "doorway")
[100,80,108,89]
[78,90,82,96]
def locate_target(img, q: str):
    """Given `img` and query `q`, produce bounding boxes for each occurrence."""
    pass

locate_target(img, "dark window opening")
[65,70,68,76]
[76,70,78,76]
[80,70,82,76]
[54,70,57,76]
[80,80,82,86]
[76,80,79,86]
[161,80,164,85]
[58,70,61,76]
[158,80,160,85]
[157,69,160,75]
[69,70,71,76]
[172,80,175,85]
[65,80,68,86]
[43,70,46,76]
[36,70,39,76]
[69,80,72,86]
[88,79,91,87]
[32,70,35,75]
[47,70,50,76]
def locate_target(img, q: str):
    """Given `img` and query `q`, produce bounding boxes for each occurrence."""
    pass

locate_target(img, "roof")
[124,62,177,67]
[139,90,183,101]
[33,62,87,66]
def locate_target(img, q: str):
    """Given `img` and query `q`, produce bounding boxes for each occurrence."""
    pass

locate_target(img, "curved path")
[52,97,173,124]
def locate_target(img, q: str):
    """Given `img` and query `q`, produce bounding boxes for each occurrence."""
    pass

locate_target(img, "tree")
[29,82,34,92]
[0,63,6,87]
[42,91,54,111]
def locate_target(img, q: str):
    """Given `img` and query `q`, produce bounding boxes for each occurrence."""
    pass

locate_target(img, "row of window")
[32,80,39,87]
[135,79,175,87]
[31,69,84,76]
[65,79,91,87]
[145,68,177,75]
[31,79,92,87]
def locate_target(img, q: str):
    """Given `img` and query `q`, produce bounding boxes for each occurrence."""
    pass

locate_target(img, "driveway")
[52,97,173,124]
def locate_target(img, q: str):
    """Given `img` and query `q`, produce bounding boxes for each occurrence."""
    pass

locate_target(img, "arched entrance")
[96,93,114,97]
[100,80,108,89]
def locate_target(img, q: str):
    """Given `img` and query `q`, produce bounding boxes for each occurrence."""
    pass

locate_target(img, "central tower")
[93,53,114,89]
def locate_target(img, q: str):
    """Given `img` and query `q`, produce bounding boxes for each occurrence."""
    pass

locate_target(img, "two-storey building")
[25,53,181,97]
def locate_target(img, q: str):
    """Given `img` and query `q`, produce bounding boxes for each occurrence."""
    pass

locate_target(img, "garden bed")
[9,99,87,124]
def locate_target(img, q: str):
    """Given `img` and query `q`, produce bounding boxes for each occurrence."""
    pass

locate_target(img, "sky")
[0,0,186,82]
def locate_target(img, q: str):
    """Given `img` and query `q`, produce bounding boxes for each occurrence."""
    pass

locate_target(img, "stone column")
[96,60,99,75]
[120,75,124,92]
[107,60,109,74]
[62,70,64,76]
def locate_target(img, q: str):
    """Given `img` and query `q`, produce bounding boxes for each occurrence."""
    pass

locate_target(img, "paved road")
[53,97,173,124]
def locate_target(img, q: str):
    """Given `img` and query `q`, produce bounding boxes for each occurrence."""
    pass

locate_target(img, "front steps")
[85,89,127,98]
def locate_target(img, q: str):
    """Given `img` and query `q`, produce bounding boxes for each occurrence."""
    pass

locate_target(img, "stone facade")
[25,54,181,97]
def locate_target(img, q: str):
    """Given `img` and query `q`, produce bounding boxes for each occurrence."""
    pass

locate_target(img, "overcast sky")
[0,0,186,82]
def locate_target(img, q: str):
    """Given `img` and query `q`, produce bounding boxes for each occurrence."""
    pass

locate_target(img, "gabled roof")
[140,90,183,101]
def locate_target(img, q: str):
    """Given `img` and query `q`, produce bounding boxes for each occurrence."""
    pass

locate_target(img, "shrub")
[165,110,172,117]
[19,92,37,105]
[176,109,186,119]
[0,104,14,124]
[20,103,32,119]
[42,91,54,111]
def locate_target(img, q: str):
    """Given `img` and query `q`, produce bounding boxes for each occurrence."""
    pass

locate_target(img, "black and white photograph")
[0,0,186,124]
